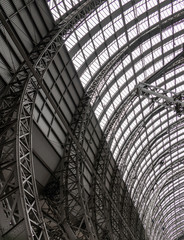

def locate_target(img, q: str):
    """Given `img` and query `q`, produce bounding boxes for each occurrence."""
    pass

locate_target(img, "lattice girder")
[0,0,109,238]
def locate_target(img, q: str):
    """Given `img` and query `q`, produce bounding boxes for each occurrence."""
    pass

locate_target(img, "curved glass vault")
[49,0,184,239]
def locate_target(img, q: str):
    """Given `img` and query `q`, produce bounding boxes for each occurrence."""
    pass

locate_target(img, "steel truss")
[78,12,184,240]
[86,11,184,195]
[117,49,184,222]
[46,9,184,240]
[133,137,184,212]
[111,48,184,190]
[119,117,184,238]
[136,47,184,115]
[0,58,48,240]
[137,83,184,116]
[60,7,184,240]
[97,97,146,240]
[65,110,144,239]
[91,132,147,240]
[116,118,184,234]
[1,2,183,240]
[52,5,184,240]
[56,7,184,240]
[44,96,98,239]
[59,74,146,239]
[63,95,98,240]
[91,136,117,240]
[56,97,146,240]
[0,0,106,239]
[0,19,57,238]
[88,9,184,106]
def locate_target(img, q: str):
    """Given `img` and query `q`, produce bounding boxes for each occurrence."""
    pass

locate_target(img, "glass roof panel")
[47,0,81,20]
[58,0,184,239]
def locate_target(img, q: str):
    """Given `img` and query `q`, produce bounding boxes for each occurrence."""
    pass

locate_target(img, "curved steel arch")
[114,104,176,163]
[154,181,184,215]
[166,218,184,237]
[95,44,184,124]
[86,8,184,96]
[123,139,184,225]
[169,225,184,240]
[134,150,184,208]
[0,0,107,238]
[116,107,184,177]
[110,104,164,171]
[140,165,184,219]
[70,0,170,58]
[85,9,184,109]
[155,195,184,228]
[93,50,184,162]
[152,193,184,239]
[93,38,184,113]
[131,153,184,205]
[74,11,184,178]
[142,170,183,237]
[97,106,182,240]
[97,140,124,240]
[124,115,184,178]
[153,198,184,239]
[2,1,184,240]
[78,0,183,80]
[110,102,160,156]
[147,171,184,216]
[131,137,184,208]
[104,77,184,153]
[90,136,115,239]
[46,2,184,240]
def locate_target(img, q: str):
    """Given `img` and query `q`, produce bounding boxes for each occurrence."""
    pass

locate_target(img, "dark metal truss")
[47,6,184,240]
[137,83,184,116]
[91,135,147,240]
[0,0,107,239]
[44,95,147,240]
[87,8,184,102]
[100,46,184,175]
[75,8,184,240]
[136,48,184,116]
[1,1,183,240]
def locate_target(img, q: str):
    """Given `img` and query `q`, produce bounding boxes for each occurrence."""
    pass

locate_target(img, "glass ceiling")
[48,0,184,239]
[47,0,82,20]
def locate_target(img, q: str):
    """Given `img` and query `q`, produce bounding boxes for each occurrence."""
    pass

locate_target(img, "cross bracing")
[0,0,184,240]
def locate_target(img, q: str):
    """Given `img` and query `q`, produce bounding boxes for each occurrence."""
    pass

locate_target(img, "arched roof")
[48,0,184,239]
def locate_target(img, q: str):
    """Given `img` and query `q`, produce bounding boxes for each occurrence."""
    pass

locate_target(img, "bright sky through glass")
[48,0,184,239]
[47,0,82,20]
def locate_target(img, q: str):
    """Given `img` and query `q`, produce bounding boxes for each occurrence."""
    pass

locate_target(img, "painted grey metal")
[0,0,109,239]
[1,1,184,240]
[137,82,184,116]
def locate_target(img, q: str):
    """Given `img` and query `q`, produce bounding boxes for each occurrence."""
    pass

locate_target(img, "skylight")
[47,0,82,20]
[46,0,184,239]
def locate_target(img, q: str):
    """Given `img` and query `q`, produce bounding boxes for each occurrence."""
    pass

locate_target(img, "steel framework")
[56,98,147,240]
[53,7,184,240]
[1,0,184,240]
[81,9,184,240]
[112,48,184,187]
[0,0,107,239]
[137,83,184,116]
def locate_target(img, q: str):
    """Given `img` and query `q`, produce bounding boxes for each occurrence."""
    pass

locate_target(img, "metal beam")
[87,9,184,104]
[143,46,184,84]
[137,82,184,116]
[0,6,139,240]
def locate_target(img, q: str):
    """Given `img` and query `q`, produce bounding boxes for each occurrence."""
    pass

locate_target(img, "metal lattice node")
[0,1,107,238]
[2,0,184,240]
[62,1,184,239]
